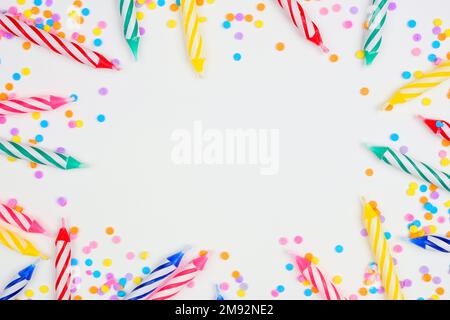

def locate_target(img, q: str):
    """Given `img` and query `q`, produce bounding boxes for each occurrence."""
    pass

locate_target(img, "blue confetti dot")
[40,120,49,128]
[335,245,344,253]
[285,263,294,271]
[34,0,43,5]
[369,287,377,294]
[401,71,411,79]
[93,270,101,278]
[407,20,416,28]
[119,278,127,287]
[97,114,106,122]
[276,285,285,293]
[424,202,433,211]
[35,134,43,142]
[71,258,78,266]
[304,289,312,296]
[384,232,391,240]
[428,54,437,62]
[413,220,421,227]
[93,38,103,47]
[142,266,151,274]
[390,133,399,141]
[431,40,440,49]
[157,0,165,6]
[223,21,231,29]
[85,258,93,266]
[436,121,444,128]
[233,53,242,61]
[70,94,78,102]
[46,19,54,27]
[12,73,21,81]
[81,8,90,16]
[117,291,126,297]
[419,185,428,192]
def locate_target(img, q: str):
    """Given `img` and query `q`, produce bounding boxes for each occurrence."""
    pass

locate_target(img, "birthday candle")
[367,144,450,192]
[0,95,73,116]
[409,235,450,253]
[119,0,140,60]
[294,255,345,300]
[363,0,389,65]
[276,0,328,52]
[125,250,185,300]
[418,116,450,141]
[0,225,47,258]
[0,138,84,170]
[55,219,72,300]
[383,60,450,111]
[148,255,208,300]
[180,0,206,75]
[0,13,118,70]
[0,262,37,300]
[362,199,404,300]
[0,203,48,235]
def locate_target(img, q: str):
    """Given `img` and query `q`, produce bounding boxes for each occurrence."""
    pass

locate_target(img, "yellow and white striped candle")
[0,225,47,259]
[384,60,450,111]
[180,0,206,75]
[362,198,404,300]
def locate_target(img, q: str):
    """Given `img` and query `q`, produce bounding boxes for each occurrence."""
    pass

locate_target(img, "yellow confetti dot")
[332,275,342,284]
[140,251,149,260]
[101,285,110,293]
[137,0,146,4]
[12,135,21,143]
[25,289,34,298]
[410,225,418,233]
[444,200,450,207]
[17,0,26,5]
[406,189,415,196]
[133,276,142,285]
[431,294,439,300]
[39,285,49,294]
[311,257,319,265]
[429,225,437,234]
[75,120,83,128]
[421,97,431,106]
[136,11,144,21]
[254,20,264,28]
[31,112,41,120]
[103,258,112,267]
[93,27,102,36]
[21,68,30,76]
[167,19,177,28]
[409,182,418,189]
[147,1,157,9]
[433,18,442,26]
[355,50,365,59]
[441,158,449,166]
[237,289,246,297]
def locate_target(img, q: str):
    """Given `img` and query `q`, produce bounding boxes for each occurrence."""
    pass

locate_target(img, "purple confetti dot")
[235,13,244,21]
[34,171,43,179]
[10,128,19,135]
[57,197,67,207]
[99,87,108,96]
[234,32,243,40]
[56,147,66,154]
[419,265,429,274]
[388,2,397,10]
[403,279,412,287]
[412,33,422,41]
[399,146,408,154]
[432,276,441,284]
[349,6,358,14]
[139,27,146,36]
[360,228,368,237]
[432,26,441,35]
[125,273,133,281]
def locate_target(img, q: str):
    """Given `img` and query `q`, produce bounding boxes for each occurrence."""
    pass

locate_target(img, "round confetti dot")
[105,227,114,235]
[355,50,365,59]
[331,4,341,12]
[421,97,431,106]
[234,32,243,40]
[112,235,121,244]
[329,54,339,62]
[126,252,135,260]
[276,285,285,293]
[332,275,342,284]
[304,288,312,296]
[220,251,230,260]
[402,71,411,79]
[343,20,352,29]
[293,235,303,244]
[97,114,106,122]
[254,20,263,28]
[98,87,108,95]
[167,19,176,28]
[335,245,344,253]
[256,3,265,11]
[285,263,294,271]
[360,87,369,96]
[25,289,34,298]
[411,48,421,56]
[278,237,288,245]
[275,42,285,51]
[233,53,242,61]
[39,285,49,294]
[407,20,416,28]
[319,7,328,16]
[34,171,43,179]
[365,168,374,176]
[390,133,399,141]
[237,289,246,297]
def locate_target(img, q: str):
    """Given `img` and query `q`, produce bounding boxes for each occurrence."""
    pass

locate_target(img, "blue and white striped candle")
[125,251,184,300]
[0,262,37,300]
[409,235,450,253]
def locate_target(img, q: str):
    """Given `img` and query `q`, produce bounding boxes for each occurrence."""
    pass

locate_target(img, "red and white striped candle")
[0,203,48,235]
[148,255,208,300]
[0,13,118,70]
[55,219,72,300]
[277,0,328,52]
[295,254,345,300]
[0,95,73,116]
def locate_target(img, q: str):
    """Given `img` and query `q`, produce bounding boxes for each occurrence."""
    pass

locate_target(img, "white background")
[0,0,448,300]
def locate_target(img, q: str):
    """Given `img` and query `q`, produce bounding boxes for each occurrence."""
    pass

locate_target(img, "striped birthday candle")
[409,235,450,253]
[277,0,328,52]
[0,225,48,258]
[0,202,48,235]
[148,255,208,300]
[418,116,450,141]
[0,13,118,70]
[384,60,450,111]
[0,138,84,170]
[180,0,206,75]
[362,199,404,300]
[363,0,389,65]
[367,144,450,192]
[0,95,74,116]
[0,262,37,300]
[126,250,185,300]
[55,219,72,300]
[295,254,345,300]
[119,0,140,59]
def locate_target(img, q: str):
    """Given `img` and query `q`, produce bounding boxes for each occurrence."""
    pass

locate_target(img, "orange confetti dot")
[70,226,79,234]
[220,251,230,260]
[226,13,234,21]
[77,35,86,43]
[304,253,313,261]
[199,250,208,256]
[74,295,82,300]
[0,93,8,100]
[359,287,368,296]
[436,287,444,295]
[169,3,179,11]
[89,286,98,294]
[443,139,450,147]
[232,270,240,278]
[429,184,437,192]
[311,286,319,294]
[43,10,52,18]
[369,200,378,209]
[275,42,285,51]
[65,110,73,118]
[22,41,31,50]
[105,227,114,235]
[365,168,374,176]
[419,196,428,204]
[256,3,266,11]
[196,0,204,5]
[422,274,431,282]
[438,33,446,41]
[30,162,37,169]
[245,14,253,22]
[5,83,13,91]
[329,54,339,62]
[360,87,369,96]
[424,212,433,220]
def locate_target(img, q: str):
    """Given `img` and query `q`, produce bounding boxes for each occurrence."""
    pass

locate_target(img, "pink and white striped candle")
[55,219,72,300]
[0,203,47,235]
[0,95,73,116]
[0,13,118,70]
[148,255,208,300]
[295,254,345,300]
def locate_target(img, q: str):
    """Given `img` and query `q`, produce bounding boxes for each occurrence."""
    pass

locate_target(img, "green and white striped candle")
[367,144,450,192]
[363,0,389,65]
[120,0,140,60]
[0,138,84,170]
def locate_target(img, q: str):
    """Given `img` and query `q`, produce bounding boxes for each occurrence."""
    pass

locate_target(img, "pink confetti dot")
[82,247,91,254]
[271,290,279,297]
[57,197,67,207]
[0,116,6,124]
[438,150,447,158]
[297,275,306,282]
[349,294,358,300]
[294,235,303,244]
[90,241,98,249]
[98,21,107,29]
[393,245,403,253]
[360,228,368,237]
[220,282,229,291]
[187,281,195,288]
[126,252,135,260]
[331,4,341,12]
[411,48,421,56]
[112,235,121,244]
[7,199,17,207]
[404,214,414,222]
[278,237,288,245]
[319,7,328,15]
[343,20,353,29]
[437,216,445,223]
[68,120,76,128]
[34,171,43,179]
